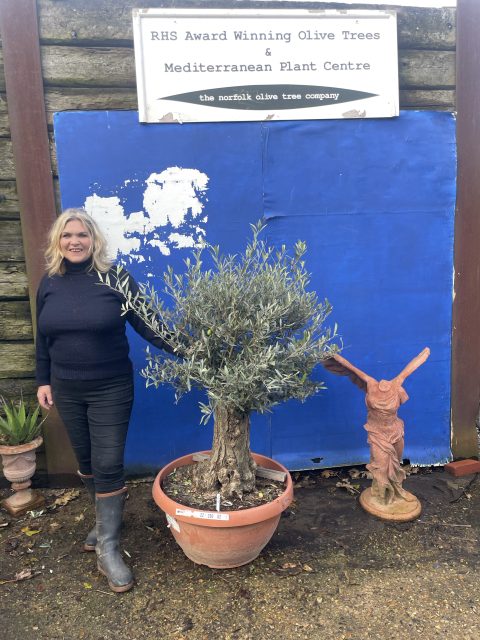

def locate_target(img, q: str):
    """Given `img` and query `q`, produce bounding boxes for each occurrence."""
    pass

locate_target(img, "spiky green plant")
[102,221,340,497]
[0,397,46,446]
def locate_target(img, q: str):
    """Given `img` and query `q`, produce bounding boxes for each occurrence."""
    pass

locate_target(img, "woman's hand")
[37,385,53,410]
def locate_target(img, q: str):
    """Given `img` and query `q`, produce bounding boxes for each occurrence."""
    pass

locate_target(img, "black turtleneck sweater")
[36,259,173,385]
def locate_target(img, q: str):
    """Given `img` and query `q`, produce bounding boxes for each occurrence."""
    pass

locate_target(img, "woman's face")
[59,219,92,263]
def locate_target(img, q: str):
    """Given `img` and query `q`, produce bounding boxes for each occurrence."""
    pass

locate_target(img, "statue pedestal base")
[359,487,421,522]
[1,489,45,517]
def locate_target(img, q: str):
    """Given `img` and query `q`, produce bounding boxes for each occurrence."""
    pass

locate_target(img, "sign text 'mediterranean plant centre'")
[133,9,399,123]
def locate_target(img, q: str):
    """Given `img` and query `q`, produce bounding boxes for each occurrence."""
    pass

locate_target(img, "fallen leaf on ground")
[321,470,336,478]
[335,480,360,495]
[21,527,41,537]
[0,568,38,585]
[51,489,80,508]
[15,568,34,580]
[403,465,420,476]
[348,468,368,479]
[294,476,317,488]
[127,477,155,486]
[27,509,46,518]
[5,539,20,552]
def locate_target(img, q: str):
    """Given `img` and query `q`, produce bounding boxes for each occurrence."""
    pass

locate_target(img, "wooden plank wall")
[0,1,456,408]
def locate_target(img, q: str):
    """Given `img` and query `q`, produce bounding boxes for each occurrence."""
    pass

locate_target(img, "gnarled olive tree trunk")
[193,406,257,498]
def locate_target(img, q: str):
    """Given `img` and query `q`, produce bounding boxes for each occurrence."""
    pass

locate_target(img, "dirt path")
[1,468,479,640]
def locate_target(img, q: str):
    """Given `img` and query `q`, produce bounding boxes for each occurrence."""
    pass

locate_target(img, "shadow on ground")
[1,467,479,640]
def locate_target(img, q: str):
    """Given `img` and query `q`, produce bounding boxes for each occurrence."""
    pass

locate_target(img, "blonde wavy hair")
[45,209,112,276]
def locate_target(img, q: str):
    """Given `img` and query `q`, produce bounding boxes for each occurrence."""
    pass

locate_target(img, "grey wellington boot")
[77,471,97,551]
[95,488,134,593]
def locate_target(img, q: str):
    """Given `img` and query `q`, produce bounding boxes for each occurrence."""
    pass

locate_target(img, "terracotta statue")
[323,347,430,521]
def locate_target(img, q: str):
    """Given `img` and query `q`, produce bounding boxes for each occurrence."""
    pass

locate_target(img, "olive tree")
[105,222,339,497]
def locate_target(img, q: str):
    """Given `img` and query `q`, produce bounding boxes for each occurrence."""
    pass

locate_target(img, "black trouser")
[51,374,134,494]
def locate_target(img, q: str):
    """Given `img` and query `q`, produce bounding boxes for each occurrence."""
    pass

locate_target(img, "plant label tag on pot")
[166,514,180,532]
[176,508,230,521]
[194,511,230,521]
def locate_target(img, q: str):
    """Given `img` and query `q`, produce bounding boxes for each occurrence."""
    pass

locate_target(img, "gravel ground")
[0,466,479,640]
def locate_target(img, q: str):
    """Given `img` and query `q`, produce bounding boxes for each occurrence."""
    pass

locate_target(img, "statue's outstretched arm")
[323,353,375,391]
[394,347,430,385]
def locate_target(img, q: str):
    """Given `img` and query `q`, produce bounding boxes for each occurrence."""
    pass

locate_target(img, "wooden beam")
[399,89,455,111]
[0,301,33,340]
[451,0,480,458]
[0,262,28,299]
[0,377,37,401]
[0,221,24,262]
[0,139,16,179]
[396,6,455,51]
[0,0,77,480]
[0,181,20,218]
[0,0,57,307]
[0,94,10,136]
[398,50,455,89]
[4,46,456,90]
[0,342,35,378]
[36,1,456,51]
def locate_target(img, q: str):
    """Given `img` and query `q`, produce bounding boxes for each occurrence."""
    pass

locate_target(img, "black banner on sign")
[161,85,376,110]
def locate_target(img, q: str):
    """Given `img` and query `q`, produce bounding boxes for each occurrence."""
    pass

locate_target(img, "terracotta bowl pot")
[152,451,293,569]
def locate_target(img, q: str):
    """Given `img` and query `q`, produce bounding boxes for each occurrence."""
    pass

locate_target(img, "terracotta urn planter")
[152,452,293,569]
[0,436,45,516]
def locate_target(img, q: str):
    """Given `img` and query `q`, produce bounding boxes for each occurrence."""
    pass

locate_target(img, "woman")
[36,209,175,593]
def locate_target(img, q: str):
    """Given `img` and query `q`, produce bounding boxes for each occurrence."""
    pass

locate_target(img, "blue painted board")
[53,110,455,471]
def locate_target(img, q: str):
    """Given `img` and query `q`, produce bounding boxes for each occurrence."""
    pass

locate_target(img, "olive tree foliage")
[103,222,340,425]
[103,222,340,496]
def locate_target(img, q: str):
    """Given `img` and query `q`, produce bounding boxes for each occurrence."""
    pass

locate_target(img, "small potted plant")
[0,397,46,516]
[106,221,339,567]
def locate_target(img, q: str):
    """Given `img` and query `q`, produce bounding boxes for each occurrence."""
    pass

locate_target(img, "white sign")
[133,9,399,123]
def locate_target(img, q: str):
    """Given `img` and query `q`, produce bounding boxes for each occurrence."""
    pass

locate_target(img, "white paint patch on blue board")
[84,167,209,263]
[53,111,455,471]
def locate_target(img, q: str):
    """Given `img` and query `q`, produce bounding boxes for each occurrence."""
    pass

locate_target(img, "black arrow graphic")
[161,84,377,110]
